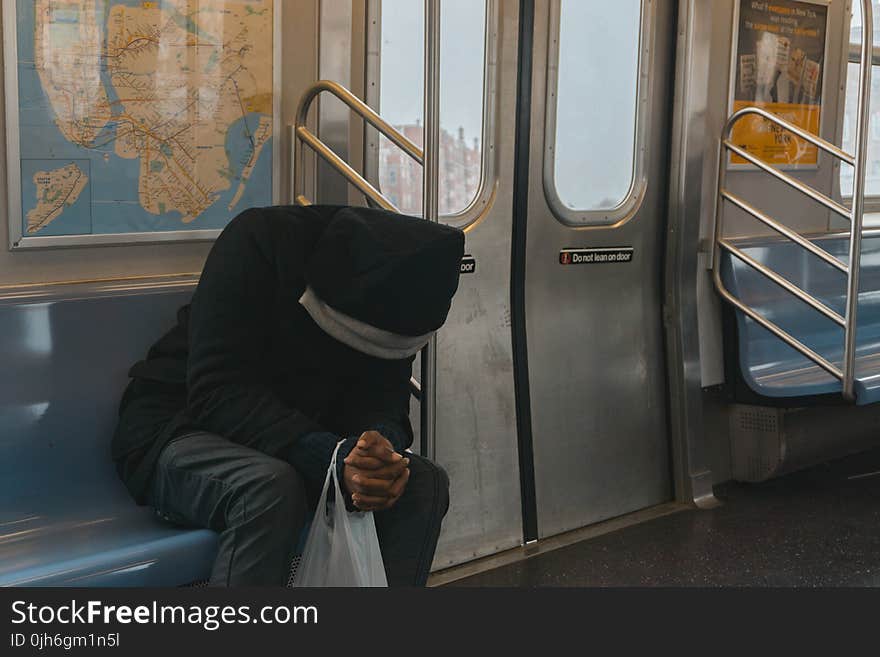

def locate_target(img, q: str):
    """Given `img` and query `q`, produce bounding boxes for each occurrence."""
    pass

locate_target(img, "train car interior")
[3,0,880,587]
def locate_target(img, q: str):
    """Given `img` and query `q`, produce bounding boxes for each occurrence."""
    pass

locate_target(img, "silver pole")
[421,0,441,461]
[290,124,299,204]
[844,0,873,400]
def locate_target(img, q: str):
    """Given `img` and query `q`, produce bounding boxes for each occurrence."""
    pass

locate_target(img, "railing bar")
[724,106,855,165]
[843,0,874,401]
[296,126,400,213]
[713,275,843,381]
[719,239,846,327]
[848,42,880,68]
[297,80,423,165]
[720,190,849,273]
[724,141,851,219]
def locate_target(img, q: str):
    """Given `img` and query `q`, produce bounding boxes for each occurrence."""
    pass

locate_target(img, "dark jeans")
[146,432,450,587]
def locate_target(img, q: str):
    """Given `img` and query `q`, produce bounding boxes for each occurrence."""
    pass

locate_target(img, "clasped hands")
[342,430,410,512]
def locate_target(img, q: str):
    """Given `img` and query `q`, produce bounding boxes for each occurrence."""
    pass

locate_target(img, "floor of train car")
[434,447,880,587]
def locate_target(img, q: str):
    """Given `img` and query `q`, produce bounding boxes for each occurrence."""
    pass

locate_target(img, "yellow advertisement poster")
[730,0,828,168]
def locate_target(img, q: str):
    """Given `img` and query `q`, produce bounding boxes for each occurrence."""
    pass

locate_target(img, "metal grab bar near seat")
[291,79,423,212]
[713,0,874,401]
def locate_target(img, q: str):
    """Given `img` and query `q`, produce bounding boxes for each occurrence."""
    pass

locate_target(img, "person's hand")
[345,430,398,468]
[342,431,410,511]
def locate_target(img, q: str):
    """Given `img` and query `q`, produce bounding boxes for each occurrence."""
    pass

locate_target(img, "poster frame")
[726,0,832,171]
[3,0,281,250]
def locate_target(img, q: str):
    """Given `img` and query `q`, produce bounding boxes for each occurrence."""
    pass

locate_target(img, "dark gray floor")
[451,448,880,587]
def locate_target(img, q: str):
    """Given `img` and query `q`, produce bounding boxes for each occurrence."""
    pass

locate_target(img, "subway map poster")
[4,0,276,247]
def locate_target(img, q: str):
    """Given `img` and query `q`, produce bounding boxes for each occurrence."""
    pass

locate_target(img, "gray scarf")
[299,286,433,360]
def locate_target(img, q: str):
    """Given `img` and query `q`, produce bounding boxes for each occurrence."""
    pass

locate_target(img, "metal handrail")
[848,42,880,67]
[713,0,873,402]
[292,79,423,211]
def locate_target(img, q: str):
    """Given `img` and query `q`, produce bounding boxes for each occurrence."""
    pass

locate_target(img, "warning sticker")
[559,247,634,265]
[460,255,476,274]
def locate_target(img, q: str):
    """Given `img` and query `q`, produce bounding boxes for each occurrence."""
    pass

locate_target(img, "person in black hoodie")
[112,205,465,586]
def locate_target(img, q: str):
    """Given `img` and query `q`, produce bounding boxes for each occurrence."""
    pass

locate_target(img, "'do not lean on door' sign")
[559,247,634,265]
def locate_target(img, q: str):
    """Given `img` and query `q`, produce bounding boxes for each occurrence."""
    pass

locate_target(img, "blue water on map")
[14,0,273,238]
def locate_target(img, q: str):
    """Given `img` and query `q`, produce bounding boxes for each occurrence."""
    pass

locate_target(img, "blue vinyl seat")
[0,284,218,586]
[719,234,880,405]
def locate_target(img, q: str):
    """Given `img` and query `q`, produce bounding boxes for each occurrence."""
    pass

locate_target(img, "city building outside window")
[376,0,487,217]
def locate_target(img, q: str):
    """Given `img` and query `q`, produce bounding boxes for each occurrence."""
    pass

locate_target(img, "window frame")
[542,0,654,228]
[363,0,499,229]
[840,44,880,215]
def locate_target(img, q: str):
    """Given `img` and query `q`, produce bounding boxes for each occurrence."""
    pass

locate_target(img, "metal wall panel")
[665,0,721,502]
[524,0,675,538]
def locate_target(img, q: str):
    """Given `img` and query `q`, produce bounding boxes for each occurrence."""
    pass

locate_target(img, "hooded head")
[299,206,465,359]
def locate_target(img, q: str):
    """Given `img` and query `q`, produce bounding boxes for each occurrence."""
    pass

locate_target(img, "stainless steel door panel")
[435,255,521,566]
[525,1,674,538]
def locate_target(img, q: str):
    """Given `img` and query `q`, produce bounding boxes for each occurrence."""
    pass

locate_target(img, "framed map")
[3,0,279,249]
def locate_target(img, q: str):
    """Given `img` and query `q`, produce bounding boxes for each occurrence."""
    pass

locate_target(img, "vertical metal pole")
[712,134,729,283]
[844,0,873,401]
[291,124,299,203]
[292,110,307,204]
[421,0,441,461]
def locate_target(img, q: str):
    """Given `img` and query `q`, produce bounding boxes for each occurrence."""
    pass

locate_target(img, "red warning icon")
[560,252,571,265]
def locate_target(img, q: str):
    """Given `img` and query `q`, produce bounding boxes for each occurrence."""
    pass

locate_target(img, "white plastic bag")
[293,441,388,587]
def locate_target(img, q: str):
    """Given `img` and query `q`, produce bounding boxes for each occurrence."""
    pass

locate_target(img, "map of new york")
[27,0,273,232]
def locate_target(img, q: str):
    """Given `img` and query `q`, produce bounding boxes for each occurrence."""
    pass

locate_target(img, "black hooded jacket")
[113,205,462,504]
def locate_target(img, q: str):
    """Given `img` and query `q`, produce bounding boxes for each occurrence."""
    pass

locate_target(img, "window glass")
[841,3,880,198]
[840,0,880,198]
[849,2,880,48]
[550,0,642,213]
[378,0,487,217]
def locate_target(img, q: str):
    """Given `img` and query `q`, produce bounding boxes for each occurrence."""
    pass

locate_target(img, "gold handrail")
[291,80,423,210]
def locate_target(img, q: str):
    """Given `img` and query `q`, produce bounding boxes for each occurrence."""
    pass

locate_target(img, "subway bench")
[0,281,219,586]
[719,233,880,405]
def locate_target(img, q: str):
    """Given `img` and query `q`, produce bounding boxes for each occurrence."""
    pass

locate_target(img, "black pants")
[147,432,450,587]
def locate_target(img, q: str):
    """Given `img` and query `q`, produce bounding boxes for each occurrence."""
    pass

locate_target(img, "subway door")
[431,0,523,568]
[522,0,675,539]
